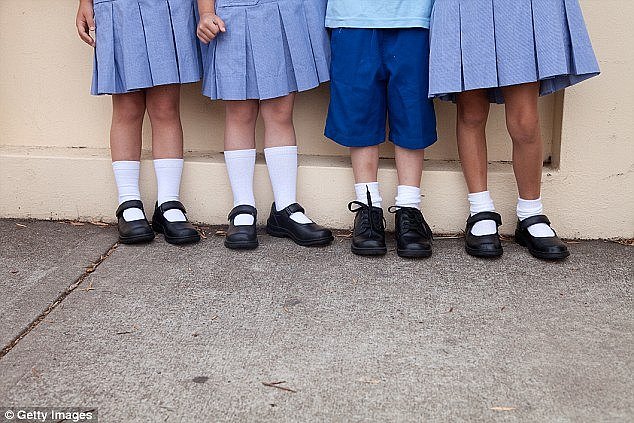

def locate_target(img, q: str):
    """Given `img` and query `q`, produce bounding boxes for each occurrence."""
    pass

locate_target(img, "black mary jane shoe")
[515,215,570,260]
[389,206,433,258]
[464,211,503,258]
[151,201,200,245]
[116,200,155,244]
[225,205,259,250]
[266,203,334,247]
[348,190,387,256]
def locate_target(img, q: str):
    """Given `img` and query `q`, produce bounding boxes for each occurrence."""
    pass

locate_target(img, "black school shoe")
[225,205,259,250]
[464,211,503,258]
[515,215,570,260]
[348,191,387,256]
[116,200,155,244]
[152,201,200,245]
[266,203,334,247]
[389,206,433,258]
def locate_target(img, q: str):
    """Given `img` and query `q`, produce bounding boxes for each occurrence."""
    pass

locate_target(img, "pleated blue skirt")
[428,0,600,104]
[91,0,203,96]
[202,0,331,100]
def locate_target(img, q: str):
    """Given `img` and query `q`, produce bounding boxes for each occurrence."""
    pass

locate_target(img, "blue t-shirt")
[326,0,434,29]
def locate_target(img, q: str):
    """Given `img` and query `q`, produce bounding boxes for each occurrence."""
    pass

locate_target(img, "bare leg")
[260,93,296,148]
[394,146,424,187]
[456,89,490,193]
[224,100,260,150]
[110,91,146,161]
[145,84,183,159]
[502,82,543,200]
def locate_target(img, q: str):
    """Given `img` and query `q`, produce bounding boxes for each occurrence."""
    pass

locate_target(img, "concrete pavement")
[0,219,632,422]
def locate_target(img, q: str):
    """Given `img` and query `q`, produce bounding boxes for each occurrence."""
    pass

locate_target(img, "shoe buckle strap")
[116,200,144,218]
[228,205,257,221]
[282,203,305,216]
[158,201,187,215]
[467,211,502,227]
[519,214,551,232]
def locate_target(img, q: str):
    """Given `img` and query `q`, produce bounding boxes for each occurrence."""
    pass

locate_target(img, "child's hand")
[76,0,95,47]
[197,12,226,44]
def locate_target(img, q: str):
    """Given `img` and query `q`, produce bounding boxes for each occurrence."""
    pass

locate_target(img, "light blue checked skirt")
[91,0,203,95]
[428,0,600,104]
[202,0,330,100]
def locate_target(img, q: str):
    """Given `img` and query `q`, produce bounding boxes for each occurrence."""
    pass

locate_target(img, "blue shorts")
[325,28,437,150]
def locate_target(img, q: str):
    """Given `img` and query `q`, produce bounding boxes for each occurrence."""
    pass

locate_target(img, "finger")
[200,25,216,40]
[77,22,94,46]
[213,16,227,32]
[87,13,96,31]
[197,28,211,44]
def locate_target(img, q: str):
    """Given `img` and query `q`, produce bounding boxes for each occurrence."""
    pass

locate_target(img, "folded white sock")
[517,197,556,237]
[354,182,382,208]
[224,149,256,226]
[154,158,186,222]
[112,160,144,222]
[468,191,497,236]
[264,145,312,224]
[395,185,421,209]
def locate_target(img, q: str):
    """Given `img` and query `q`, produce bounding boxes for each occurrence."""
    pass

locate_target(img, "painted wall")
[0,0,632,239]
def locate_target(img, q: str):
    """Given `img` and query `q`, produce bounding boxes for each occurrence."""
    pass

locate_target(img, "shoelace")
[388,206,429,236]
[348,188,385,233]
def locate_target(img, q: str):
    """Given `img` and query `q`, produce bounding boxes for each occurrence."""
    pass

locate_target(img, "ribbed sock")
[395,185,421,209]
[112,160,144,222]
[468,191,497,236]
[224,149,256,226]
[264,145,312,224]
[354,182,382,208]
[517,197,556,237]
[154,158,186,222]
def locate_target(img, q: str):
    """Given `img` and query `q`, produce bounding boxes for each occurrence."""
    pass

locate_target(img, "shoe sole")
[515,232,570,261]
[224,239,259,250]
[119,232,155,245]
[351,245,388,256]
[465,245,503,258]
[152,222,201,245]
[397,248,432,259]
[266,225,334,247]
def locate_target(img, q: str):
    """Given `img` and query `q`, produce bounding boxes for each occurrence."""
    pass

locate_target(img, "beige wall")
[0,0,632,238]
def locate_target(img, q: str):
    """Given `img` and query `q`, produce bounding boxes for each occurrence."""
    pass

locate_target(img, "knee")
[113,97,146,124]
[146,97,180,124]
[457,107,488,129]
[507,113,540,145]
[260,100,294,126]
[226,102,259,126]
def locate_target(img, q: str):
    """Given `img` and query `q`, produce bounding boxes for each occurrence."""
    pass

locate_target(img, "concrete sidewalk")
[0,219,632,422]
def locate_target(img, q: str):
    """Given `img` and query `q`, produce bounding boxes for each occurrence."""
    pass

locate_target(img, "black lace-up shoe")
[389,206,433,258]
[225,205,258,250]
[115,200,155,244]
[464,211,503,258]
[515,215,570,260]
[266,203,333,247]
[348,189,387,256]
[152,201,200,245]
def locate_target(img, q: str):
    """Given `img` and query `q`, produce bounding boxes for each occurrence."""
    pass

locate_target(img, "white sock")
[224,149,256,226]
[264,145,312,224]
[468,191,497,236]
[154,158,186,222]
[112,161,144,222]
[395,185,421,209]
[517,197,556,237]
[354,182,382,208]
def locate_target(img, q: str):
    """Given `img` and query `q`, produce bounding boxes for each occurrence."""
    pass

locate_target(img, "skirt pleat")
[429,0,600,103]
[91,0,202,96]
[203,0,330,100]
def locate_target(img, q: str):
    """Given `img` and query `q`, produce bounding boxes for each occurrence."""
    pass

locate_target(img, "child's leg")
[260,94,312,223]
[224,100,259,225]
[145,84,187,222]
[350,146,382,208]
[394,146,424,209]
[456,89,498,236]
[111,91,146,221]
[502,82,555,237]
